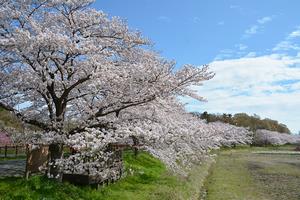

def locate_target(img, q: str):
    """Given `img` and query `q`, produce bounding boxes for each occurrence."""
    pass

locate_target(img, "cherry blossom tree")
[207,122,253,147]
[119,100,253,175]
[254,129,300,146]
[0,0,214,177]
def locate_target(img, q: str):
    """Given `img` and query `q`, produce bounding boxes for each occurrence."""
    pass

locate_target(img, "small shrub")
[295,146,300,151]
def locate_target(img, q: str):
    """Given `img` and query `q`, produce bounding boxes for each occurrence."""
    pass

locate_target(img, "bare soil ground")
[205,146,300,200]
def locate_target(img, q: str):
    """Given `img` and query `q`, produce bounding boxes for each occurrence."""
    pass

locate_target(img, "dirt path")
[205,148,300,200]
[0,160,26,177]
[248,152,300,200]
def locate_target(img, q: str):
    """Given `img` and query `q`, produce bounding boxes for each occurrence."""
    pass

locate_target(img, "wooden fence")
[0,145,26,158]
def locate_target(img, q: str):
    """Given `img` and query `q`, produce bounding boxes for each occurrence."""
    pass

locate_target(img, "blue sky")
[93,0,300,133]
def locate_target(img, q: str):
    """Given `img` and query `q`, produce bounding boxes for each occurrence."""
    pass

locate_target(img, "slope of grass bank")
[205,146,300,200]
[0,107,23,130]
[0,151,212,200]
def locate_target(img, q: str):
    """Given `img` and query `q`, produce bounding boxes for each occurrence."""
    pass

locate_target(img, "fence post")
[15,146,18,157]
[24,144,30,180]
[4,145,7,158]
[132,136,139,157]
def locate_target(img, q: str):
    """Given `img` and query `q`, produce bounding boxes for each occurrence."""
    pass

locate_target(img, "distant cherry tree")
[254,129,300,146]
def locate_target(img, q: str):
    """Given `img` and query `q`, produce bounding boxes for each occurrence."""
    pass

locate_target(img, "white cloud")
[288,27,300,39]
[245,25,259,35]
[243,16,273,38]
[273,41,300,51]
[214,49,235,61]
[184,54,300,133]
[291,82,300,90]
[273,26,300,52]
[236,44,248,51]
[257,16,272,24]
[289,30,300,38]
[245,52,257,57]
[215,45,250,61]
[157,16,171,23]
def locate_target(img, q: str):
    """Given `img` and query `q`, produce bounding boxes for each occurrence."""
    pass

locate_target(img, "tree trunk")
[132,136,139,157]
[48,143,64,181]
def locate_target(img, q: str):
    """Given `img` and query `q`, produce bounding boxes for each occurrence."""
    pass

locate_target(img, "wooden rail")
[0,145,26,158]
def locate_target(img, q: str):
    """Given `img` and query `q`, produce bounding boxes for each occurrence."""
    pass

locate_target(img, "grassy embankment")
[205,145,300,200]
[0,151,213,200]
[0,104,213,199]
[0,107,23,131]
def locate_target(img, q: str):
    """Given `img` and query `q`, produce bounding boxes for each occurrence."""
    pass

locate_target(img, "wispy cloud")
[235,44,248,51]
[245,25,259,35]
[289,30,300,38]
[157,16,171,23]
[273,26,300,51]
[214,49,235,60]
[215,44,250,61]
[288,28,300,39]
[245,52,257,57]
[243,16,274,38]
[229,5,241,9]
[228,4,246,15]
[257,16,272,24]
[273,41,300,51]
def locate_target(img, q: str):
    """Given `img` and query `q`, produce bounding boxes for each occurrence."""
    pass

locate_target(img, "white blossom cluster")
[148,122,253,174]
[207,122,253,147]
[45,99,254,177]
[37,128,124,178]
[55,151,122,179]
[254,129,300,146]
[0,126,56,146]
[112,100,253,175]
[25,131,66,147]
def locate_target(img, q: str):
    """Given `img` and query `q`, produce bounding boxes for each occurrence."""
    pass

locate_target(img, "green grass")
[205,151,268,200]
[0,151,212,200]
[205,146,300,200]
[0,107,40,131]
[0,107,23,130]
[249,144,297,151]
[0,147,27,160]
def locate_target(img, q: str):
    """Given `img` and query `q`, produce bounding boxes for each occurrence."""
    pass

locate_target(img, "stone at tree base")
[62,161,124,187]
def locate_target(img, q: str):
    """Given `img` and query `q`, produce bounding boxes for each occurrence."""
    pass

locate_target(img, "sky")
[93,0,300,133]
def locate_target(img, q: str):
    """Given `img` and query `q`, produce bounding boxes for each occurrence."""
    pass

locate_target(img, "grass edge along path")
[0,151,213,200]
[204,150,269,200]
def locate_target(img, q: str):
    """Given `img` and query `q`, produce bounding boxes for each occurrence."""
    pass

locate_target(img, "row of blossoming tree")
[254,129,300,146]
[0,0,255,181]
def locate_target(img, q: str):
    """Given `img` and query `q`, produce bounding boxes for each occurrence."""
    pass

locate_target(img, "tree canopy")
[194,111,291,134]
[0,0,216,178]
